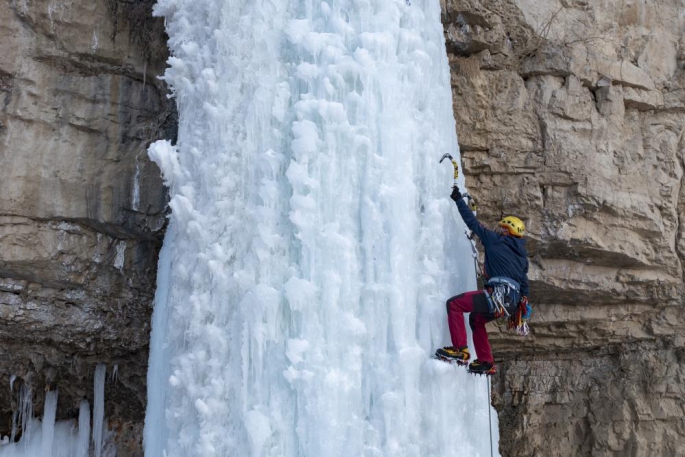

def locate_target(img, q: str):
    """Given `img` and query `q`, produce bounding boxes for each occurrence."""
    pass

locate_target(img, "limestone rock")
[0,0,173,452]
[444,0,685,455]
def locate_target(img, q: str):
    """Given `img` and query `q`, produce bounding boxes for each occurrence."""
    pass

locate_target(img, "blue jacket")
[455,198,530,297]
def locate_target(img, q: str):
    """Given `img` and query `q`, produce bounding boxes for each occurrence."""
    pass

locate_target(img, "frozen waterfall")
[146,0,500,456]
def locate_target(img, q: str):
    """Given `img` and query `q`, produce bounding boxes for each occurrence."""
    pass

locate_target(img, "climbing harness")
[484,276,519,319]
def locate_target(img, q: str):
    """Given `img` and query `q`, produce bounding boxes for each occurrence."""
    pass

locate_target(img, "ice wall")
[146,0,499,456]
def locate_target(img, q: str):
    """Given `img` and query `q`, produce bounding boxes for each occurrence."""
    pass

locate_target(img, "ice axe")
[440,153,478,213]
[439,153,459,188]
[441,153,481,275]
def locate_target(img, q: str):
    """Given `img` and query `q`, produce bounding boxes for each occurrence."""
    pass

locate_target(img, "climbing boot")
[435,346,470,365]
[468,359,496,376]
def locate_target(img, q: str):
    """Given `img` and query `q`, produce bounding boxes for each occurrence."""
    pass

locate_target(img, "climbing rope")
[487,376,493,457]
[465,229,482,279]
[463,193,483,281]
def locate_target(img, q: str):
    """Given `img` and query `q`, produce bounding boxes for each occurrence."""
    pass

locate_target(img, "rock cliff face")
[442,0,685,455]
[2,0,684,455]
[0,0,172,451]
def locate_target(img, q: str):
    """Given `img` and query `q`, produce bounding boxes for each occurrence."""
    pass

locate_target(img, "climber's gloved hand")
[450,186,462,202]
[519,296,532,320]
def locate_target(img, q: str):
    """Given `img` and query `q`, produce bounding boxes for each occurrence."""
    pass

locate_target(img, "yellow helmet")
[499,216,525,237]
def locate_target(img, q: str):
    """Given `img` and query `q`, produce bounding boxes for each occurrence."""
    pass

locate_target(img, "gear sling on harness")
[483,276,520,318]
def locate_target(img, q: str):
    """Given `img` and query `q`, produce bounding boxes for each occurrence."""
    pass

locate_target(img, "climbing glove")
[450,186,462,202]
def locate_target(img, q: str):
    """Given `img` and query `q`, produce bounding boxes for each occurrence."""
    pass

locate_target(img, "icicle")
[10,411,17,444]
[110,364,119,384]
[12,383,33,445]
[9,377,18,443]
[114,242,126,271]
[143,225,174,457]
[40,390,58,455]
[132,160,141,212]
[76,399,91,457]
[92,364,106,457]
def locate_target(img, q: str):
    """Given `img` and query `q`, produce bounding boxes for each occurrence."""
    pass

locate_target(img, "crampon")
[467,359,496,376]
[434,346,470,366]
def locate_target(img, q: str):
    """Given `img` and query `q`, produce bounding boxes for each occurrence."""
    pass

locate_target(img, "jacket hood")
[502,234,527,257]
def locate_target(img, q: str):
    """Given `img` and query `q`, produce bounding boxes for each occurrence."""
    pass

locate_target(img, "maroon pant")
[446,291,495,363]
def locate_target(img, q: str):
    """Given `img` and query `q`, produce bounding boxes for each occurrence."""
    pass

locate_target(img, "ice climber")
[436,186,532,376]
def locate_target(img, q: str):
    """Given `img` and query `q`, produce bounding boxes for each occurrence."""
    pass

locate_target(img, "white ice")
[76,400,91,457]
[92,363,106,457]
[0,391,96,457]
[146,0,500,456]
[0,366,111,457]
